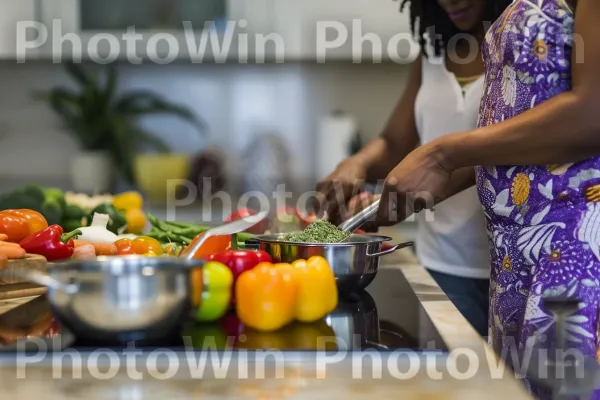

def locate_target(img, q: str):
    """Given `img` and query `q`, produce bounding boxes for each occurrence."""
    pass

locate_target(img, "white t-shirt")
[413,53,491,279]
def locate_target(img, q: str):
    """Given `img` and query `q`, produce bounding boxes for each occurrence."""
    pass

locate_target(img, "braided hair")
[399,0,513,57]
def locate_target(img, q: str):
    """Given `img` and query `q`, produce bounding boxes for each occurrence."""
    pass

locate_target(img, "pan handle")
[367,241,414,258]
[0,267,78,295]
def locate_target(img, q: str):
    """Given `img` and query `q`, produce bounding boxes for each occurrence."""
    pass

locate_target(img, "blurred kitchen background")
[0,0,417,241]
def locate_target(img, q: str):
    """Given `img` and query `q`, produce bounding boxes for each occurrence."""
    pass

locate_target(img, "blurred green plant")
[35,62,207,183]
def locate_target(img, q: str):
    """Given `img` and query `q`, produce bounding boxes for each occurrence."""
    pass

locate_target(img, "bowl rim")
[48,255,203,271]
[252,234,393,246]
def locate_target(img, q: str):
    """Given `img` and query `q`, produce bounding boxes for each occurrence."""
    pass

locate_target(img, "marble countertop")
[0,245,532,399]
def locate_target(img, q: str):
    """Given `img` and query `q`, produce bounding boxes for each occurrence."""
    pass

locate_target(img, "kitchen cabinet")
[274,0,416,61]
[35,0,276,62]
[0,0,37,59]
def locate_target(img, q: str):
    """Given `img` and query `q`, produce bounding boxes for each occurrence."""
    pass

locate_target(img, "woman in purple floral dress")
[375,0,600,396]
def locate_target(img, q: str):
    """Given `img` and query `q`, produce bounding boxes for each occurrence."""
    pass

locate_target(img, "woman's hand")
[376,144,452,225]
[315,157,368,225]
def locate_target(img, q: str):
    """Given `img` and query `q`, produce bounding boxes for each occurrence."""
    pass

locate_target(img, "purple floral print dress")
[476,0,600,396]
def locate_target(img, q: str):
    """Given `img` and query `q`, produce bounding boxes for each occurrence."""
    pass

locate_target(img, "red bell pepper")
[206,250,272,280]
[205,250,272,306]
[19,225,81,262]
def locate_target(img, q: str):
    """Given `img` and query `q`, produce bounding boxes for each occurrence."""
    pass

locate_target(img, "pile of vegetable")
[0,185,146,236]
[0,197,344,339]
[280,219,351,243]
[190,249,338,332]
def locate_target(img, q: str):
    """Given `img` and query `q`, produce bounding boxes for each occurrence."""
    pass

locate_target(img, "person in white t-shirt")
[316,0,512,337]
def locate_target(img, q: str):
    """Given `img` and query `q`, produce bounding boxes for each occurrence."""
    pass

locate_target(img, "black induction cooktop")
[0,269,447,353]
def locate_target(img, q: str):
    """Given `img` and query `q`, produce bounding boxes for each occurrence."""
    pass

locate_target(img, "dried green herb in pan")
[280,220,350,243]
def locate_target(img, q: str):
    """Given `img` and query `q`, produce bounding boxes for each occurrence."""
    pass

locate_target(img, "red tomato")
[131,237,163,255]
[114,239,136,255]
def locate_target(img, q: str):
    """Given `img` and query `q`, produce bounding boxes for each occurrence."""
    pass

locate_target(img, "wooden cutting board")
[0,254,48,285]
[0,283,46,300]
[0,254,48,299]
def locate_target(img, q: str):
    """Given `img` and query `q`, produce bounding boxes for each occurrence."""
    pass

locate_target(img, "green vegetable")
[146,230,192,245]
[43,188,67,210]
[22,184,46,206]
[145,213,209,245]
[62,218,83,233]
[280,220,350,243]
[64,204,85,220]
[85,203,127,235]
[0,190,43,212]
[42,201,63,226]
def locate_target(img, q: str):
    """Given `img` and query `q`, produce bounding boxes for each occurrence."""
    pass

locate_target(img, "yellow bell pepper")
[290,256,338,323]
[235,256,338,332]
[235,263,297,332]
[113,191,143,210]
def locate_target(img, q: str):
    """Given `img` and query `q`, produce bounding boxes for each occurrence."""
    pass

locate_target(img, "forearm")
[438,167,476,204]
[438,92,600,170]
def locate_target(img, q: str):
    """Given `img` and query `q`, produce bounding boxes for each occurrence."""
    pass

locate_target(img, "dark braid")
[398,0,513,57]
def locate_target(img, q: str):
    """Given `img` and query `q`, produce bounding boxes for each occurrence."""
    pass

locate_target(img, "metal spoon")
[338,199,381,233]
[182,211,268,260]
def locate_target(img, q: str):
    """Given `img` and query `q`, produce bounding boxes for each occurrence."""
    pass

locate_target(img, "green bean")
[147,214,172,232]
[162,221,210,231]
[147,213,209,240]
[146,230,191,245]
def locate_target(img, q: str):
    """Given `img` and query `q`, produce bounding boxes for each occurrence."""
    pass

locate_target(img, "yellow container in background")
[134,154,190,203]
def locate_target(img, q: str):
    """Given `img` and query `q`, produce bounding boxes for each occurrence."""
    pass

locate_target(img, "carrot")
[0,241,23,248]
[0,234,7,241]
[0,246,26,259]
[73,240,117,256]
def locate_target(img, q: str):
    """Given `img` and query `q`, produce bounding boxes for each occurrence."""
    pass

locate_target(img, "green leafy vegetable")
[280,220,350,243]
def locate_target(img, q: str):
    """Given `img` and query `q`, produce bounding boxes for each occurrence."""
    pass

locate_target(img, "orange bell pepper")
[181,232,231,260]
[0,209,48,242]
[235,263,297,332]
[235,256,338,332]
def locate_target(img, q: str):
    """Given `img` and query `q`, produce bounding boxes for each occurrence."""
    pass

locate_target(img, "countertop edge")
[382,259,532,399]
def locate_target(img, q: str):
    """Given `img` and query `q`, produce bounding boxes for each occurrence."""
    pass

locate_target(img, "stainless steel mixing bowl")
[253,234,414,294]
[6,256,204,344]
